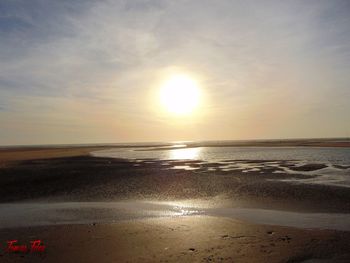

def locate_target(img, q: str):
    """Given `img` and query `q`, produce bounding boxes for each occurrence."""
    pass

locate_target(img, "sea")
[91,143,350,188]
[92,145,350,164]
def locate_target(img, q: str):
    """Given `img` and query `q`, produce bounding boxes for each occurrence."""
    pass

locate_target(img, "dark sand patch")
[334,164,350,170]
[287,164,328,172]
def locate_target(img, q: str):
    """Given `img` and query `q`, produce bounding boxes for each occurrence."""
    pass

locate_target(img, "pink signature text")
[6,240,46,253]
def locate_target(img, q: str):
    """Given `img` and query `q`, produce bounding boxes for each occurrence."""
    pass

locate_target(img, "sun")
[159,74,201,115]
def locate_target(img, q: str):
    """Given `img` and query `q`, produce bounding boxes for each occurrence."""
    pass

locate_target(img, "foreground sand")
[1,216,350,263]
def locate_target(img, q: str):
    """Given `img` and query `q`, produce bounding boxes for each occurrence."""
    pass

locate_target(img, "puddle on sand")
[1,201,350,231]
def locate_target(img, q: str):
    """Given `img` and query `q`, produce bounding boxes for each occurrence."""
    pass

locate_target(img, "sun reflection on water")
[169,147,201,160]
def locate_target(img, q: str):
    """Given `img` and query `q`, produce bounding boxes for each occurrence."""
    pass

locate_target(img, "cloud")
[0,0,350,144]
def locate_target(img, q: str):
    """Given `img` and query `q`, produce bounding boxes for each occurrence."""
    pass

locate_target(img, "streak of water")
[1,201,350,231]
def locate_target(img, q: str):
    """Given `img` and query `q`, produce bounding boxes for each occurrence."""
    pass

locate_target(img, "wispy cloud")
[0,0,350,144]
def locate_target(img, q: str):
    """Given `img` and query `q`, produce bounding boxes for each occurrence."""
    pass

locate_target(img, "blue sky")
[0,0,350,145]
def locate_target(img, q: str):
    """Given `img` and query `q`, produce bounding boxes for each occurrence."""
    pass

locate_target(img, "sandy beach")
[1,216,350,263]
[0,145,350,262]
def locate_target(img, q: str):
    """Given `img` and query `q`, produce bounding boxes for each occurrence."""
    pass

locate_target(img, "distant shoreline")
[0,139,349,165]
[1,137,350,150]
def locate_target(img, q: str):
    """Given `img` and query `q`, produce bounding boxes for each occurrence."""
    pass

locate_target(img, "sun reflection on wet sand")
[169,147,201,160]
[2,201,350,231]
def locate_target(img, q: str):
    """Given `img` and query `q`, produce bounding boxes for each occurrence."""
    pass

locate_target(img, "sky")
[0,0,350,145]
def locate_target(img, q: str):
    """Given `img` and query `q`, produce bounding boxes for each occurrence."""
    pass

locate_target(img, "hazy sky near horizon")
[0,0,350,145]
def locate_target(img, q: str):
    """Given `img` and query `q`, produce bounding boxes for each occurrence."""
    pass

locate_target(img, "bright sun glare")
[160,74,201,115]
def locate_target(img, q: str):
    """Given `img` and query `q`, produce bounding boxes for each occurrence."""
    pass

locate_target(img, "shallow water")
[92,146,350,164]
[92,146,350,187]
[1,201,350,231]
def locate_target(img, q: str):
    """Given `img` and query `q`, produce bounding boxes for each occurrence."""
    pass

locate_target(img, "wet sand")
[1,155,350,212]
[1,201,350,231]
[1,146,350,262]
[1,216,350,263]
